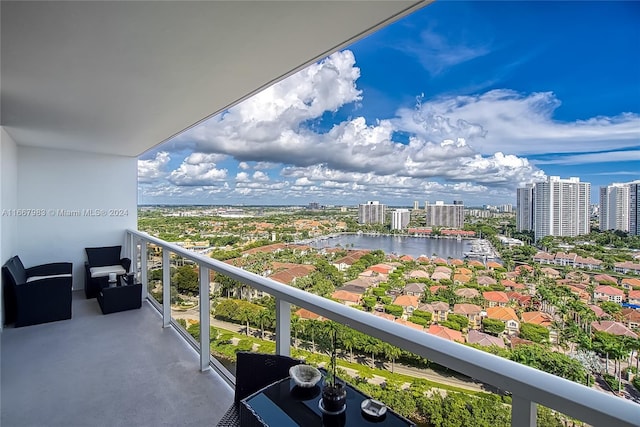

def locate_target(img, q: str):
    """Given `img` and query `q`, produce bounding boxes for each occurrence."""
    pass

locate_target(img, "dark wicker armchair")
[216,352,302,427]
[2,255,72,327]
[84,245,131,299]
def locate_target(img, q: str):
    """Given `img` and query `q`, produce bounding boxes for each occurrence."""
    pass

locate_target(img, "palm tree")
[237,307,252,336]
[382,343,402,373]
[341,333,356,363]
[291,316,303,349]
[363,340,381,368]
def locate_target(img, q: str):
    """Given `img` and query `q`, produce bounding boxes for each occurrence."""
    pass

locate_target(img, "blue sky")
[138,1,640,207]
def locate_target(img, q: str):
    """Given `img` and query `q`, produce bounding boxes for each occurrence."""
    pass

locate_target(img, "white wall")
[1,127,19,327]
[16,146,137,290]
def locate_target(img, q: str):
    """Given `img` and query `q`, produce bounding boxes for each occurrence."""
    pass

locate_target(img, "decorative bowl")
[289,365,321,388]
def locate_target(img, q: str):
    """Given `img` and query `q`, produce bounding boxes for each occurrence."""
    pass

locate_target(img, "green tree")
[173,265,199,296]
[482,318,505,336]
[519,323,550,344]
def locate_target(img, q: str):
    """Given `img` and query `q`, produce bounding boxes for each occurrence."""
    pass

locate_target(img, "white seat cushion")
[90,265,126,278]
[26,273,72,283]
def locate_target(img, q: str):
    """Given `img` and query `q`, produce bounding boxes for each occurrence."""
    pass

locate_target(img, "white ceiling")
[1,0,428,157]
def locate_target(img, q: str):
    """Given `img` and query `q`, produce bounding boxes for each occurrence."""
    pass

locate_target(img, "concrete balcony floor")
[1,292,233,427]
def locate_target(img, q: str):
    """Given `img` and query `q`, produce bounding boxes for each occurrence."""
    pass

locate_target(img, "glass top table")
[240,376,415,427]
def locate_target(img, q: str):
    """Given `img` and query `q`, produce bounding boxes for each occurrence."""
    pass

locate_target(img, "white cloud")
[138,152,170,183]
[396,90,640,156]
[168,153,228,186]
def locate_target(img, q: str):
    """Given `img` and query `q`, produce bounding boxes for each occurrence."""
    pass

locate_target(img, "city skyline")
[138,1,639,206]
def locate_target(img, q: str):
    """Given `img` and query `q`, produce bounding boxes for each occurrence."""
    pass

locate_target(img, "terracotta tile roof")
[621,308,640,323]
[434,266,453,274]
[430,271,451,281]
[453,273,471,283]
[429,285,446,294]
[486,306,519,322]
[403,283,426,294]
[449,258,464,266]
[419,301,449,312]
[483,291,509,303]
[368,264,394,274]
[456,267,472,275]
[453,303,482,315]
[467,260,484,268]
[533,252,554,261]
[395,318,424,331]
[373,311,396,321]
[343,277,377,289]
[455,288,479,298]
[590,320,638,338]
[622,278,640,288]
[468,330,505,348]
[486,261,503,269]
[331,290,361,303]
[515,265,533,274]
[477,276,497,286]
[407,269,430,278]
[628,290,640,300]
[588,305,609,318]
[593,274,618,285]
[594,285,625,296]
[433,258,448,265]
[295,308,323,320]
[427,324,464,343]
[393,295,420,308]
[521,311,553,327]
[399,255,414,262]
[541,267,560,277]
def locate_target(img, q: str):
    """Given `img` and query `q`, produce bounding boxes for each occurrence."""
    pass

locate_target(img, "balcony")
[1,230,638,426]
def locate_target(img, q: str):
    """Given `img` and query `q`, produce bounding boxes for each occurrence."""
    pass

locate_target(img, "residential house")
[455,288,480,299]
[521,311,556,343]
[540,267,561,279]
[533,252,555,264]
[432,257,448,266]
[449,258,464,266]
[477,276,497,287]
[506,292,531,308]
[294,308,324,321]
[418,301,449,323]
[368,263,395,275]
[628,290,640,306]
[574,256,603,270]
[554,252,577,266]
[515,265,533,276]
[331,289,362,306]
[589,305,610,319]
[621,278,640,291]
[417,256,431,264]
[430,271,451,282]
[332,250,369,271]
[407,269,430,279]
[590,321,638,339]
[593,274,618,286]
[403,283,426,297]
[502,280,526,292]
[393,295,420,316]
[395,318,424,331]
[429,285,446,294]
[621,309,640,330]
[483,291,509,307]
[343,277,378,291]
[467,260,485,268]
[486,261,503,270]
[568,286,591,304]
[614,261,640,275]
[486,306,520,335]
[399,255,414,262]
[456,267,473,276]
[453,273,472,285]
[427,324,464,343]
[593,285,625,304]
[467,329,506,348]
[453,303,483,329]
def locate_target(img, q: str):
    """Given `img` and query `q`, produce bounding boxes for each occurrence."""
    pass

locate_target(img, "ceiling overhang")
[1,1,429,157]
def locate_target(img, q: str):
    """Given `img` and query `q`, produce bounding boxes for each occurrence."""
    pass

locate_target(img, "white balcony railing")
[125,229,640,427]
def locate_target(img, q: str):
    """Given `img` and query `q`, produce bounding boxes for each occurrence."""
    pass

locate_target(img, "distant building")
[425,201,464,228]
[516,184,534,232]
[629,182,640,236]
[413,200,419,210]
[391,209,410,230]
[358,201,386,224]
[599,183,630,232]
[307,202,321,210]
[531,176,590,241]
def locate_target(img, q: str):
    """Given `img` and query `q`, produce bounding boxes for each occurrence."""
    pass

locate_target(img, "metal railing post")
[275,297,291,357]
[199,266,210,371]
[162,250,171,328]
[140,242,148,300]
[511,395,536,427]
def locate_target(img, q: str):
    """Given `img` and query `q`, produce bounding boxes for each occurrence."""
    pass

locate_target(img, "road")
[174,306,489,393]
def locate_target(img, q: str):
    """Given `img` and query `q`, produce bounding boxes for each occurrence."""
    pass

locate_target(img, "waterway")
[308,234,473,260]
